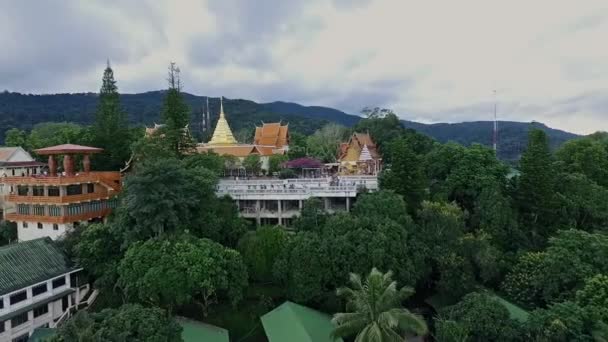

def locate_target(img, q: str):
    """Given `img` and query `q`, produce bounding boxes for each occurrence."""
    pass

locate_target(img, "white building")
[217,176,378,226]
[0,147,44,219]
[0,238,92,342]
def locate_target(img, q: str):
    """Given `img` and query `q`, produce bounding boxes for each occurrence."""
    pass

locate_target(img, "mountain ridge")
[0,90,580,160]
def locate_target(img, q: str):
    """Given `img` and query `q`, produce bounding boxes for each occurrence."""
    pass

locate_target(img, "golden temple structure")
[338,132,382,175]
[208,98,237,145]
[197,97,289,172]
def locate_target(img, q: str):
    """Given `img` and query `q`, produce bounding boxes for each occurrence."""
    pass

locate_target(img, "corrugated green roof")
[176,317,229,342]
[0,238,75,295]
[29,328,57,341]
[261,301,343,342]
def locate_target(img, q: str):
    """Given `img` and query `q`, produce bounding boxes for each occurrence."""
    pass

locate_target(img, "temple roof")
[208,98,237,145]
[35,144,103,155]
[254,122,289,148]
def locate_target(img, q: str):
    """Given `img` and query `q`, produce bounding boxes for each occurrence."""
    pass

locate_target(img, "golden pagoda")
[208,97,237,145]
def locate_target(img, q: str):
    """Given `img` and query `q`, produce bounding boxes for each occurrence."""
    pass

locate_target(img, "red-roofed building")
[1,144,121,241]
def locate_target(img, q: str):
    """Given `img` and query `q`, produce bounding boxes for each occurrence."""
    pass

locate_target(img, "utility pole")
[493,90,498,152]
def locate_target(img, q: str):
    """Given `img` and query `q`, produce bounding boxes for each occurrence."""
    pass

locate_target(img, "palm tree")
[331,267,428,342]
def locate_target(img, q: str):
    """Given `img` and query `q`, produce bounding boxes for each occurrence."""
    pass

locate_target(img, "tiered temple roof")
[254,123,289,148]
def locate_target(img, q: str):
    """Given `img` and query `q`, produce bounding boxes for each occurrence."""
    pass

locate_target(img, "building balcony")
[5,208,112,224]
[6,191,114,204]
[1,172,121,190]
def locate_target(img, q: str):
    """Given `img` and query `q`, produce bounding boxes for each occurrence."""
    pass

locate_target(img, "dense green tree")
[555,173,608,231]
[28,122,89,151]
[472,184,524,251]
[287,131,308,159]
[51,304,182,342]
[238,226,288,282]
[268,154,288,174]
[243,154,262,175]
[576,274,608,323]
[501,252,547,307]
[442,144,509,216]
[556,137,608,188]
[517,129,558,246]
[354,110,404,151]
[411,201,466,286]
[352,190,411,227]
[306,123,349,162]
[73,223,124,292]
[3,128,27,147]
[118,236,248,314]
[92,62,132,171]
[380,137,427,215]
[293,198,327,232]
[276,195,419,305]
[182,151,225,175]
[331,268,428,341]
[525,301,591,342]
[440,292,521,342]
[119,158,217,241]
[503,230,608,306]
[161,62,194,155]
[0,221,17,246]
[434,318,470,342]
[273,232,328,302]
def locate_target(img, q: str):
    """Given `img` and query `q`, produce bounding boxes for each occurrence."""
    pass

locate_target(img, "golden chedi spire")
[208,97,237,145]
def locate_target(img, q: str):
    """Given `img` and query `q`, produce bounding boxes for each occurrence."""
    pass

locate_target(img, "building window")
[12,333,29,342]
[10,312,28,328]
[49,206,61,216]
[17,185,28,196]
[32,283,48,297]
[33,205,45,216]
[22,222,28,229]
[0,297,3,309]
[52,276,66,289]
[53,224,59,231]
[9,290,27,305]
[0,320,4,333]
[33,304,49,318]
[47,186,60,197]
[17,204,30,215]
[87,183,94,193]
[32,186,44,196]
[66,184,82,196]
[37,222,43,229]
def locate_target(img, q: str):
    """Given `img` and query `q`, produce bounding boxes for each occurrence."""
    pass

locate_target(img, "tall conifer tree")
[93,61,130,170]
[161,62,194,155]
[517,129,557,247]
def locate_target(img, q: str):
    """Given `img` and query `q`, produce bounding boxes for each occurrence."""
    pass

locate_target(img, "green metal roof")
[261,301,343,342]
[492,295,530,323]
[29,328,57,341]
[176,317,229,342]
[0,238,75,296]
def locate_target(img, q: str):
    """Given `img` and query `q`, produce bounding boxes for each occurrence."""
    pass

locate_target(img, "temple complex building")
[197,98,288,171]
[338,133,382,175]
[1,144,121,241]
[216,175,378,226]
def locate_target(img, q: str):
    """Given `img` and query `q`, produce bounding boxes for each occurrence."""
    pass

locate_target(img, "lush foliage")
[50,304,182,342]
[331,268,428,341]
[118,236,248,314]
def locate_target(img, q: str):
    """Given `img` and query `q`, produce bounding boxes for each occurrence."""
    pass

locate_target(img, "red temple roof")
[35,144,103,155]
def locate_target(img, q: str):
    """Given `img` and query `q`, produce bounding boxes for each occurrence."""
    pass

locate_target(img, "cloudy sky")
[1,0,608,134]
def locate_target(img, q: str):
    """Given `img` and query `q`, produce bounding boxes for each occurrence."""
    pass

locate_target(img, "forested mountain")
[0,91,579,159]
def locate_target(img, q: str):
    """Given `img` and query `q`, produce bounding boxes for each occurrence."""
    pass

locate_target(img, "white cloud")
[1,0,608,134]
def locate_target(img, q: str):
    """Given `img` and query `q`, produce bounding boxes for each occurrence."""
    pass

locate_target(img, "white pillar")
[278,200,282,226]
[346,197,350,212]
